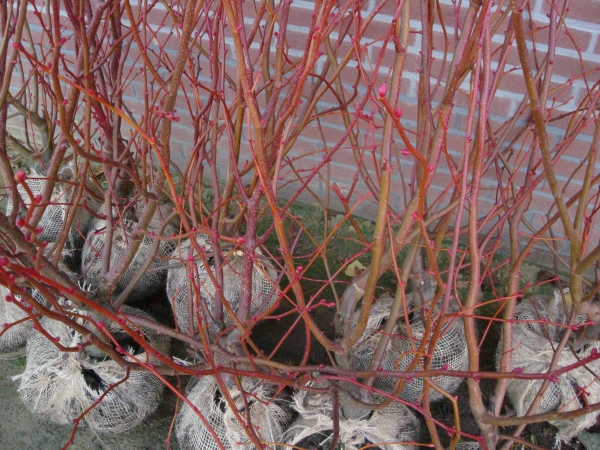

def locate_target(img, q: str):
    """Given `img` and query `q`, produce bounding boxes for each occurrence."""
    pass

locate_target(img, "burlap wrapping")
[166,236,278,335]
[176,375,292,449]
[5,171,94,253]
[81,207,176,302]
[284,380,420,450]
[17,306,170,433]
[350,296,468,402]
[0,285,33,358]
[498,288,600,440]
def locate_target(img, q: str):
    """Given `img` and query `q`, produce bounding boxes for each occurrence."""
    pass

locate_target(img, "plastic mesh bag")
[454,442,482,450]
[498,288,600,440]
[176,375,292,449]
[81,208,176,302]
[0,285,33,358]
[5,170,93,252]
[350,296,468,402]
[284,380,420,450]
[166,236,278,335]
[17,306,170,433]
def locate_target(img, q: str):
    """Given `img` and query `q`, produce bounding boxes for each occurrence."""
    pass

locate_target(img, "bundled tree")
[1,0,599,448]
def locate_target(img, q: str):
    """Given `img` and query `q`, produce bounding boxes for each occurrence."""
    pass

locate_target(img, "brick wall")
[8,0,600,257]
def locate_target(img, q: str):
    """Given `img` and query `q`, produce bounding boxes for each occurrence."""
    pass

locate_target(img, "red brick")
[285,8,318,34]
[488,95,515,118]
[551,51,600,81]
[539,0,600,24]
[555,27,594,54]
[427,169,460,194]
[144,6,175,29]
[9,1,600,252]
[544,77,579,107]
[368,0,404,21]
[360,16,419,49]
[562,137,597,160]
[547,112,595,139]
[497,70,529,98]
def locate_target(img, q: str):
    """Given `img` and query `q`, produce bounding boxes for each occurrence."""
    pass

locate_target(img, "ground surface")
[0,198,596,449]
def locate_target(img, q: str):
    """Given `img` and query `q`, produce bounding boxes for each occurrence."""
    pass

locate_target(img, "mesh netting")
[5,173,92,250]
[81,209,176,302]
[454,443,482,450]
[166,236,278,335]
[350,296,468,403]
[284,381,419,450]
[17,306,170,433]
[0,286,33,358]
[498,288,600,440]
[176,375,292,449]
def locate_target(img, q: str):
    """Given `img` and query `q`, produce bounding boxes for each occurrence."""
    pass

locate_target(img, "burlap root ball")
[0,286,34,358]
[5,170,94,253]
[176,375,292,450]
[284,381,420,450]
[81,208,176,302]
[166,236,278,335]
[350,296,468,402]
[17,306,170,433]
[498,288,600,441]
[453,442,482,450]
